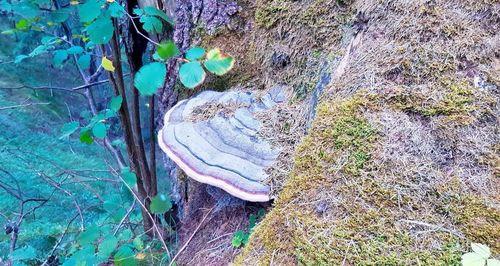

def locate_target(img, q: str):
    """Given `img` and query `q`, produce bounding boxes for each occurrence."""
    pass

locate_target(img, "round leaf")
[114,245,137,266]
[92,122,107,138]
[108,2,125,18]
[101,56,115,72]
[78,0,101,23]
[78,54,91,69]
[488,259,500,266]
[86,16,114,44]
[179,61,206,89]
[67,46,84,55]
[121,167,137,187]
[471,243,491,259]
[203,48,235,76]
[78,225,100,245]
[157,41,179,60]
[185,47,205,61]
[80,129,94,144]
[52,49,68,68]
[462,253,486,266]
[149,194,172,214]
[98,235,118,259]
[134,62,166,96]
[110,95,123,111]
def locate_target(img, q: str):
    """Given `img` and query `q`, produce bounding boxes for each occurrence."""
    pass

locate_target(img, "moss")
[390,79,476,117]
[255,2,289,29]
[235,91,473,265]
[447,196,500,253]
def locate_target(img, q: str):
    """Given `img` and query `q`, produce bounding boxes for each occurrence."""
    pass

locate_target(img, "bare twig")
[168,206,215,266]
[125,12,160,46]
[0,102,50,111]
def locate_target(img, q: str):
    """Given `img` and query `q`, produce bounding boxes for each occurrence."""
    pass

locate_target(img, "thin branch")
[168,206,215,266]
[125,12,160,46]
[108,165,171,259]
[113,200,136,236]
[0,102,50,111]
[41,214,79,266]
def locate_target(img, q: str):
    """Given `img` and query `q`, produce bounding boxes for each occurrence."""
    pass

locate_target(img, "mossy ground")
[236,0,499,264]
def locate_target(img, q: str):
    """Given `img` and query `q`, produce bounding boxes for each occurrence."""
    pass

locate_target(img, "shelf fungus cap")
[158,87,287,202]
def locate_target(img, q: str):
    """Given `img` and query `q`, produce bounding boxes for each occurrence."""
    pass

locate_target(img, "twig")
[41,214,79,266]
[113,200,136,236]
[108,165,171,259]
[0,102,50,111]
[399,219,464,238]
[125,12,160,46]
[168,206,215,266]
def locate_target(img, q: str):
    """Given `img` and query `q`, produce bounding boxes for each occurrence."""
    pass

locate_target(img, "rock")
[158,88,287,202]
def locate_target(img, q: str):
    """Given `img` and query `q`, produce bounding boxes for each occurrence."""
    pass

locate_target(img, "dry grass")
[254,88,309,196]
[187,101,250,122]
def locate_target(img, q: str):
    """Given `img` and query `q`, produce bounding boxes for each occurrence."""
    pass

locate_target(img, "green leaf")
[77,54,91,69]
[134,62,166,96]
[157,41,179,60]
[86,15,114,44]
[118,228,133,242]
[53,49,68,67]
[108,2,125,18]
[51,8,71,22]
[231,231,245,248]
[179,61,206,89]
[79,0,102,23]
[9,246,37,260]
[29,44,51,57]
[248,214,257,232]
[80,129,94,144]
[15,19,30,30]
[110,95,123,111]
[114,245,137,266]
[462,253,486,266]
[12,2,39,18]
[139,16,162,33]
[121,167,137,187]
[471,243,491,259]
[67,46,84,55]
[132,8,143,16]
[143,6,173,25]
[60,121,80,139]
[69,244,97,264]
[242,233,249,245]
[98,235,118,259]
[92,122,107,138]
[488,259,500,266]
[185,47,205,61]
[133,237,144,251]
[203,48,235,76]
[78,225,100,245]
[149,194,172,214]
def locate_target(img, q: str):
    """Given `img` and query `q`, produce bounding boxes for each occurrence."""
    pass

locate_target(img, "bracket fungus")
[158,87,287,202]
